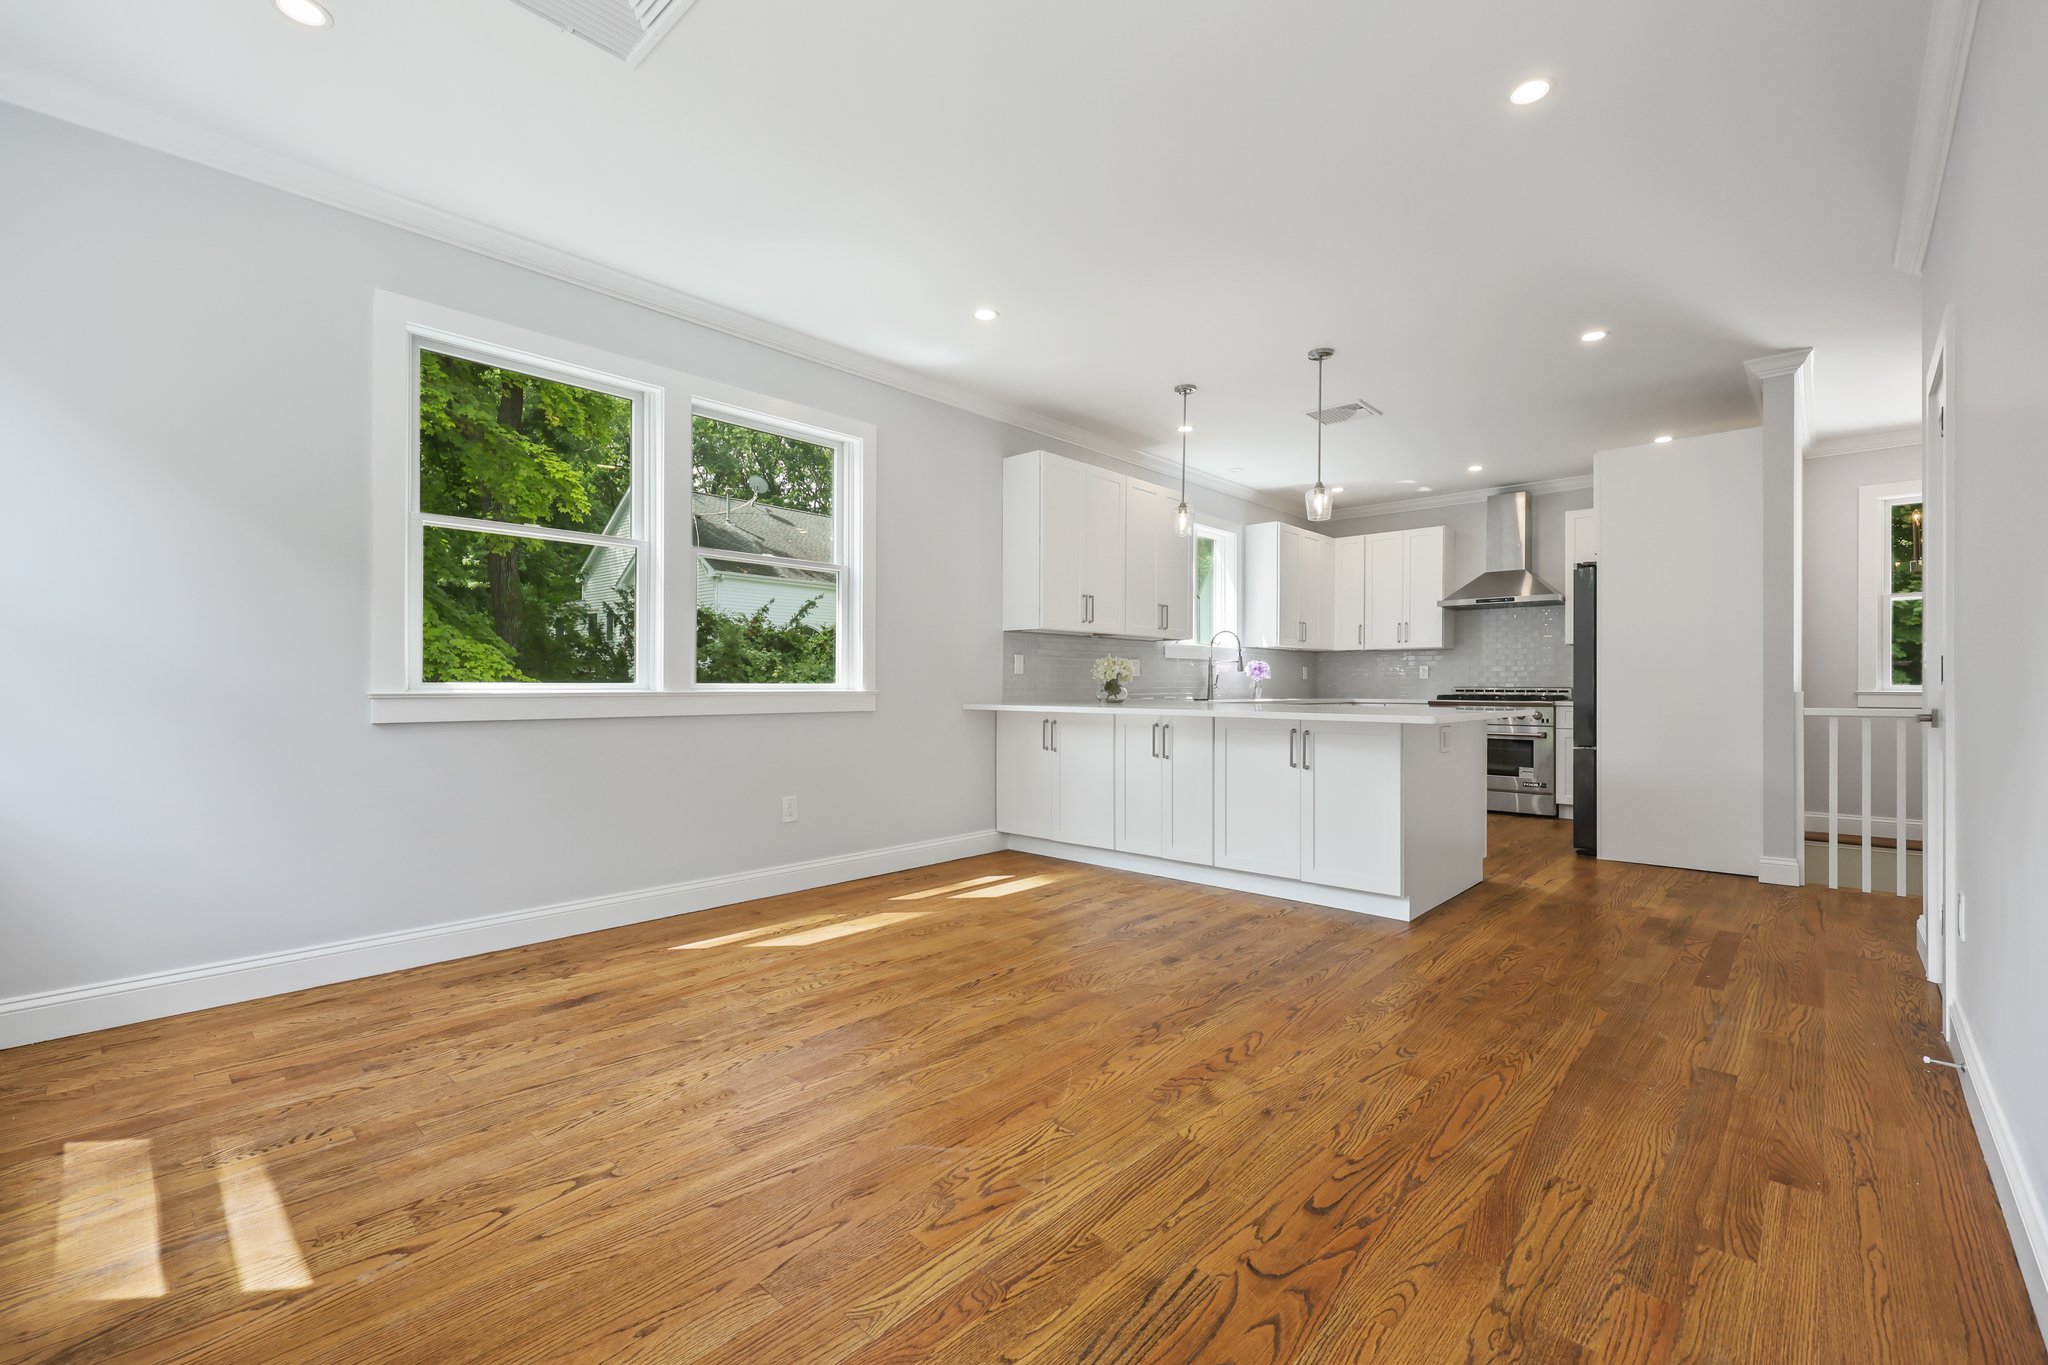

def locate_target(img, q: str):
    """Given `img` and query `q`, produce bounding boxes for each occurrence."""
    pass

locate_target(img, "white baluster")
[1827,717,1840,891]
[1860,717,1874,893]
[1895,721,1909,898]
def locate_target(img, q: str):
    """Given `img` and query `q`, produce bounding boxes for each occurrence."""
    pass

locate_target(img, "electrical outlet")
[1300,665,1309,680]
[1420,664,1430,680]
[1439,725,1452,753]
[1129,660,1140,677]
[1012,653,1024,675]
[781,795,799,824]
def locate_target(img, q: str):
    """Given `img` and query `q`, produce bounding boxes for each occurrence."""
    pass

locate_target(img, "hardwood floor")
[2,816,2040,1362]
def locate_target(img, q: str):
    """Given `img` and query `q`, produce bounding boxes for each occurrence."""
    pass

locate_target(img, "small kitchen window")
[1856,480,1923,701]
[1192,524,1241,644]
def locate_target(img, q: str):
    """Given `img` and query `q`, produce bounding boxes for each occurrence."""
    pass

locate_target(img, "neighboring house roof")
[689,493,833,575]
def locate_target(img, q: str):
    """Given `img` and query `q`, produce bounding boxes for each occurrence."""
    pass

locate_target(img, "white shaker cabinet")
[1123,479,1195,641]
[1299,723,1403,894]
[1003,450,1127,635]
[1333,535,1367,651]
[1213,718,1304,877]
[994,711,1116,849]
[1362,525,1455,650]
[1243,522,1335,650]
[1115,714,1214,864]
[1563,507,1598,645]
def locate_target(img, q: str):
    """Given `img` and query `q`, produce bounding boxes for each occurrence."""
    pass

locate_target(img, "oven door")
[1486,723,1557,815]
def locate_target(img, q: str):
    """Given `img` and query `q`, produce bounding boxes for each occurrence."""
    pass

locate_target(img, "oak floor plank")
[2,819,2042,1363]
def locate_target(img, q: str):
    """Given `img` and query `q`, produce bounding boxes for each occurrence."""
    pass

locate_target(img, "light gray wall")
[1920,0,2048,1311]
[1314,487,1591,699]
[1801,445,1924,827]
[0,105,1064,1002]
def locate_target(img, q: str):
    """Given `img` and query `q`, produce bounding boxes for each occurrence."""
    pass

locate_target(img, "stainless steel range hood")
[1439,490,1565,608]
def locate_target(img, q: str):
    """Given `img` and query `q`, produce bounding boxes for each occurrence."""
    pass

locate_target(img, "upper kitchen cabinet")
[1563,507,1598,645]
[1244,522,1335,649]
[1123,478,1195,641]
[1362,525,1455,650]
[1003,451,1127,635]
[1333,535,1366,650]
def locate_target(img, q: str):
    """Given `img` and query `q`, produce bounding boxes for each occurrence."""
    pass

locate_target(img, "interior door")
[1078,465,1126,634]
[1364,532,1405,649]
[995,712,1054,839]
[1115,715,1165,857]
[1403,527,1449,649]
[1333,536,1366,651]
[1214,719,1301,878]
[1161,717,1215,865]
[1300,724,1403,893]
[1923,339,1952,1008]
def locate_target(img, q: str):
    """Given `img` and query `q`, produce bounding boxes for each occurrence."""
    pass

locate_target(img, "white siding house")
[582,492,836,629]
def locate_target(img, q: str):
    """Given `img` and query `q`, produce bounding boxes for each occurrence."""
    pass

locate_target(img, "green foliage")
[418,351,637,682]
[696,600,836,685]
[693,415,834,516]
[1889,500,1924,687]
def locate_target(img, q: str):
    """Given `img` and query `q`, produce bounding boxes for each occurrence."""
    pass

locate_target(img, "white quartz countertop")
[964,701,1487,726]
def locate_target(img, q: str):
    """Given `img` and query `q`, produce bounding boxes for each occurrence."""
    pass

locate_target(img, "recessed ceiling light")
[1418,486,1434,493]
[1653,434,1674,444]
[1467,465,1483,473]
[1330,487,1345,494]
[1509,78,1553,106]
[1396,478,1416,485]
[1230,466,1244,474]
[1580,329,1608,343]
[274,0,332,26]
[972,307,999,322]
[1177,423,1194,434]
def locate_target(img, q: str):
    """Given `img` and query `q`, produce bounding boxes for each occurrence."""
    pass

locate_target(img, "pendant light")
[1173,383,1196,537]
[1305,347,1335,521]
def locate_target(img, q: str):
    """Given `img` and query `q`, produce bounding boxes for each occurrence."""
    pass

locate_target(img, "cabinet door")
[1333,536,1366,651]
[1160,717,1214,864]
[1156,508,1194,641]
[1402,526,1451,650]
[1078,465,1127,634]
[1123,482,1165,638]
[1563,508,1598,645]
[1276,528,1306,646]
[1299,724,1403,894]
[1115,715,1165,857]
[1214,720,1302,878]
[1301,534,1334,649]
[1052,713,1117,849]
[1556,727,1575,805]
[1363,532,1406,649]
[996,712,1055,839]
[1037,460,1090,632]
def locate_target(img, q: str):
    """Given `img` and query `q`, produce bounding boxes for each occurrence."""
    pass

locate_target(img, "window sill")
[1857,690,1923,709]
[370,689,877,724]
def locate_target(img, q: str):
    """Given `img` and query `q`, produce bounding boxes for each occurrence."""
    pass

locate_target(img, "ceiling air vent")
[508,0,699,66]
[1307,399,1383,425]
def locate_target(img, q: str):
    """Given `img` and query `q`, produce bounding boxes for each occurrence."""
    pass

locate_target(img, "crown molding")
[1893,0,1982,276]
[1808,425,1922,460]
[1328,473,1594,520]
[0,64,1302,518]
[1744,348,1815,457]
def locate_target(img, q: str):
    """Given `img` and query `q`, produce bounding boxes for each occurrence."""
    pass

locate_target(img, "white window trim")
[1163,519,1244,659]
[369,291,877,722]
[1856,479,1923,706]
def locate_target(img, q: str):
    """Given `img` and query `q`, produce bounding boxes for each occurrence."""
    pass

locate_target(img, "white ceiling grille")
[508,0,699,66]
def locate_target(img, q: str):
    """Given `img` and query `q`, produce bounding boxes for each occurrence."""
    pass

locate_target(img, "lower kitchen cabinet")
[1115,714,1214,864]
[1215,717,1402,892]
[995,711,1115,848]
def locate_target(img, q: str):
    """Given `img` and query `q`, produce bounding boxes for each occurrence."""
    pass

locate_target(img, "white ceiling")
[0,0,1931,508]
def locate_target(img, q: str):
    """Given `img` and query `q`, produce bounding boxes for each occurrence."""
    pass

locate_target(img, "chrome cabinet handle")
[1289,727,1299,768]
[1357,623,1363,645]
[1302,728,1312,770]
[1050,719,1058,752]
[1162,723,1172,760]
[1041,717,1049,750]
[1151,722,1160,758]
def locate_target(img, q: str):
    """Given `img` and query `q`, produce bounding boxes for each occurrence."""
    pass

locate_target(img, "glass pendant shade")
[1175,500,1193,537]
[1305,483,1333,522]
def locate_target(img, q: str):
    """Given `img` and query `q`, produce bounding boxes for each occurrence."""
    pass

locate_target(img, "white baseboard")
[1802,811,1925,843]
[1757,855,1803,886]
[1950,1005,2048,1340]
[0,830,1003,1050]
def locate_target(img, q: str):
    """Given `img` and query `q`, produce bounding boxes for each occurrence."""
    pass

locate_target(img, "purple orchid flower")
[1246,659,1272,681]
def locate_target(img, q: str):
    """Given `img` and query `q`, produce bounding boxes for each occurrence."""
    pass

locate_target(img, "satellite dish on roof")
[747,475,770,496]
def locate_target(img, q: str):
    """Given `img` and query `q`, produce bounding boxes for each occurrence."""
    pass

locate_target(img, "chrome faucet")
[1200,630,1246,702]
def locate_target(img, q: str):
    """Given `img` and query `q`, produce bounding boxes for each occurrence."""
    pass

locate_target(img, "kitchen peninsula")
[968,701,1488,921]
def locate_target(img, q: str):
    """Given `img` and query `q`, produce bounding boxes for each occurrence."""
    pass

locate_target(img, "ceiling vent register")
[508,0,698,65]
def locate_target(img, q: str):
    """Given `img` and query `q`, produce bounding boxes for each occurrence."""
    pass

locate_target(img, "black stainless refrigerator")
[1572,562,1598,855]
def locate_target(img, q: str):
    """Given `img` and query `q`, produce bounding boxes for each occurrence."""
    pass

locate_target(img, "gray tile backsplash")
[1002,633,1318,704]
[1316,605,1571,698]
[1002,606,1567,705]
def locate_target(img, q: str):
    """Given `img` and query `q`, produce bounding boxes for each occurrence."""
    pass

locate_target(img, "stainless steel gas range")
[1427,687,1569,817]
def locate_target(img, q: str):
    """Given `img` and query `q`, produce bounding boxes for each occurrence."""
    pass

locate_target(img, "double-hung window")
[1857,480,1923,699]
[372,292,875,721]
